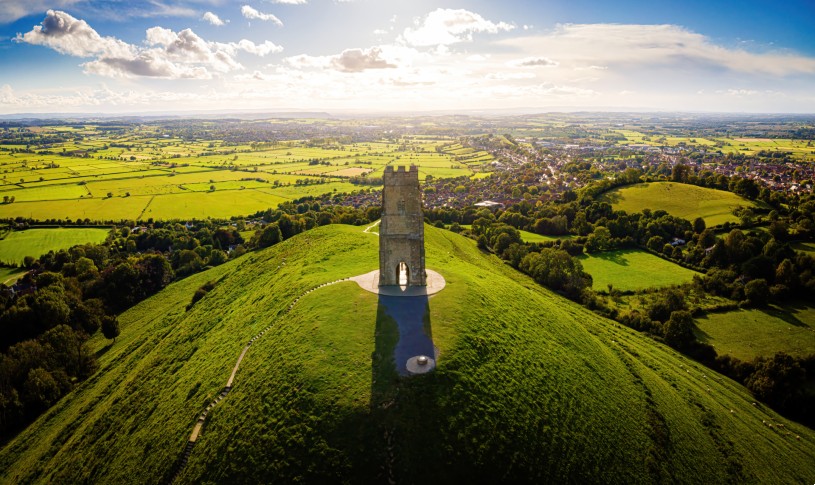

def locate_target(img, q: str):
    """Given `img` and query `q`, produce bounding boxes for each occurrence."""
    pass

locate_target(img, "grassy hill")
[600,182,759,226]
[2,225,814,483]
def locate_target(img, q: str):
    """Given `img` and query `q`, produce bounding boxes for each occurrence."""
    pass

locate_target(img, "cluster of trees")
[459,210,593,301]
[247,201,380,249]
[0,247,177,434]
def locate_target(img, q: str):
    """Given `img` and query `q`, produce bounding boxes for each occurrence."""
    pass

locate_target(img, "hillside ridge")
[1,224,813,484]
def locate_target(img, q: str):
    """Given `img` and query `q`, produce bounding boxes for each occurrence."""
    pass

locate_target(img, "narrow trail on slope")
[168,223,384,483]
[363,219,380,235]
[167,275,352,483]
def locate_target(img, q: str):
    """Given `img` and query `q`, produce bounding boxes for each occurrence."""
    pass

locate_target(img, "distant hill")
[1,225,813,483]
[600,182,760,226]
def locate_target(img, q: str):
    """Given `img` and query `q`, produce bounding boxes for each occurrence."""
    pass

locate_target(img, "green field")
[0,126,494,221]
[518,229,572,243]
[579,249,701,291]
[600,182,759,226]
[0,266,24,285]
[0,227,110,265]
[695,304,815,361]
[613,130,815,163]
[2,225,814,483]
[455,226,569,244]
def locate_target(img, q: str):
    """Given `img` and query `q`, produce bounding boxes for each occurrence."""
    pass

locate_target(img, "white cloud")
[486,72,536,80]
[215,39,283,56]
[401,8,513,46]
[500,24,815,76]
[331,47,396,72]
[14,9,134,58]
[83,53,213,79]
[534,83,598,97]
[241,5,283,26]
[0,83,210,109]
[139,1,197,19]
[0,0,80,23]
[267,0,307,3]
[510,57,558,67]
[201,12,226,26]
[284,53,331,69]
[284,46,398,72]
[723,89,759,96]
[16,11,284,79]
[373,29,388,35]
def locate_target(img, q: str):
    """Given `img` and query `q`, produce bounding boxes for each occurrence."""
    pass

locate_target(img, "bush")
[744,278,769,306]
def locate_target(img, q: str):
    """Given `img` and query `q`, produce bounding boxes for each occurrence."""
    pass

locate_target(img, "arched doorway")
[396,261,410,288]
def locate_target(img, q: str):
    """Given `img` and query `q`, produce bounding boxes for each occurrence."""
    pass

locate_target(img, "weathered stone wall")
[379,165,426,286]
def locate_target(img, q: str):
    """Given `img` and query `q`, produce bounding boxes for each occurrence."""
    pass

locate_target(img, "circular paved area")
[405,355,436,374]
[350,269,446,296]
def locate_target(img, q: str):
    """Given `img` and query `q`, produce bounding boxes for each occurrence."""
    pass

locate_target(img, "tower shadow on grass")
[370,293,440,483]
[371,294,434,402]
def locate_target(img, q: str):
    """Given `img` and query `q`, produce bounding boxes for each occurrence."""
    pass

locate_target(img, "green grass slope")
[2,225,814,483]
[601,182,759,226]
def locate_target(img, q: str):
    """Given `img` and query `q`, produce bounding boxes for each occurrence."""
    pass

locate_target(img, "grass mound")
[601,182,759,226]
[2,225,814,483]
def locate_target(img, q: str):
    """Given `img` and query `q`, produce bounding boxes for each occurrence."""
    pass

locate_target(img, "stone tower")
[379,165,426,287]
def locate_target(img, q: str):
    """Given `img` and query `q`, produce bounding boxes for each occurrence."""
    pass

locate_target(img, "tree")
[693,217,706,234]
[647,288,686,322]
[744,278,769,306]
[746,353,805,410]
[733,178,759,199]
[585,226,611,253]
[22,368,60,412]
[775,259,798,289]
[768,221,788,241]
[671,164,690,182]
[101,316,121,343]
[257,223,283,248]
[208,249,227,266]
[647,236,664,252]
[663,310,695,349]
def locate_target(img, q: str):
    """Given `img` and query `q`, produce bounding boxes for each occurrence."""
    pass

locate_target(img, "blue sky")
[1,0,814,114]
